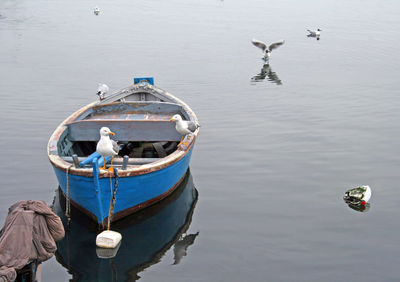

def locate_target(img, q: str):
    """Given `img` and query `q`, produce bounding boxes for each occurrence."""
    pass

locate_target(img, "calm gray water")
[1,0,400,281]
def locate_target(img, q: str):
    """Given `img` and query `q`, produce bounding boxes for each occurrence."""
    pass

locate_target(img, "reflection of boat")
[251,64,282,85]
[47,79,199,225]
[15,261,39,282]
[54,170,199,281]
[345,202,370,212]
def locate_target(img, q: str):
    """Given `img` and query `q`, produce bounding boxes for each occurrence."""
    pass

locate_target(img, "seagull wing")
[251,39,267,51]
[186,121,199,133]
[111,140,120,155]
[307,29,315,35]
[268,40,285,51]
[97,84,109,93]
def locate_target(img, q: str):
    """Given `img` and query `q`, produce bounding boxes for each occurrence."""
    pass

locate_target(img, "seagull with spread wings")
[251,39,285,62]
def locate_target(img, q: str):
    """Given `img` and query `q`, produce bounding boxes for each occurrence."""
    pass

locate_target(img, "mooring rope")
[65,165,73,227]
[107,168,119,230]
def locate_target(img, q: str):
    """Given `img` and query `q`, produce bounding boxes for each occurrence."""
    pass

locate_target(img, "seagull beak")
[169,118,174,122]
[109,131,115,135]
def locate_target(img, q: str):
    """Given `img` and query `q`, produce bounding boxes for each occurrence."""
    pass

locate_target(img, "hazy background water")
[1,0,400,281]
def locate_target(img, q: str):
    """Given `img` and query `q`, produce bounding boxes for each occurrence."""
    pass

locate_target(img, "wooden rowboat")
[47,78,199,226]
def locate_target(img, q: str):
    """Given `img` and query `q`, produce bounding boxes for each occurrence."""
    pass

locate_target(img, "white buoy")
[96,230,122,248]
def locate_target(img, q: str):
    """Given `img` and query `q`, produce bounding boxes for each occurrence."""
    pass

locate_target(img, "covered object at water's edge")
[0,200,65,281]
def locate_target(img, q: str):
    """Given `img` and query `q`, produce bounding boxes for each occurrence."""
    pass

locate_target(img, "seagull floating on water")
[307,28,321,39]
[96,127,119,171]
[251,39,285,62]
[97,83,109,100]
[94,6,100,15]
[343,185,372,206]
[170,114,200,148]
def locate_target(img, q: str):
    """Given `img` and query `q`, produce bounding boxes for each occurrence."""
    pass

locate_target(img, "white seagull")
[251,39,285,62]
[307,28,321,37]
[97,83,109,100]
[169,114,200,147]
[96,127,119,171]
[94,6,100,16]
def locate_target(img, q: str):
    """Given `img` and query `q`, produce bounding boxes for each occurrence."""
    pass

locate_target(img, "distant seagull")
[97,83,109,100]
[94,6,100,15]
[170,114,200,148]
[251,39,285,62]
[307,28,321,39]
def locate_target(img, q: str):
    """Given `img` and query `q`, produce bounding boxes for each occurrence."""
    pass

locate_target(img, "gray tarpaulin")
[0,200,65,282]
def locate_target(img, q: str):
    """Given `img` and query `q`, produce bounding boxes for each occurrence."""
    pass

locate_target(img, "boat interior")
[57,88,193,167]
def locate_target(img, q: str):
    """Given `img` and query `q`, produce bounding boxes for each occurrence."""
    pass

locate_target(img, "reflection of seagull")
[307,28,321,40]
[97,83,109,100]
[170,114,200,148]
[173,232,199,265]
[251,39,285,62]
[251,63,282,85]
[94,6,100,15]
[96,127,119,171]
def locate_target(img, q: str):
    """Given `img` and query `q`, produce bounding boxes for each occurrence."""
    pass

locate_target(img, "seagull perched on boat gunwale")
[97,83,109,100]
[251,39,285,62]
[169,114,200,148]
[96,127,119,171]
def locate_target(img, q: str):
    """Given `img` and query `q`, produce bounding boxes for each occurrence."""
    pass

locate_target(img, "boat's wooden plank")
[99,86,176,104]
[67,120,181,142]
[90,102,183,116]
[132,146,144,158]
[72,101,185,122]
[60,138,73,155]
[153,142,167,158]
[61,156,160,165]
[88,112,172,121]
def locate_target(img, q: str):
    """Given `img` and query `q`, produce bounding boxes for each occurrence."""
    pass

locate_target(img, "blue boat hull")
[54,170,198,281]
[53,148,193,225]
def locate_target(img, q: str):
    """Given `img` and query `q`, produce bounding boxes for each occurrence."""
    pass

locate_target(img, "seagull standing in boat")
[170,114,200,148]
[97,83,109,100]
[251,39,285,62]
[96,127,119,171]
